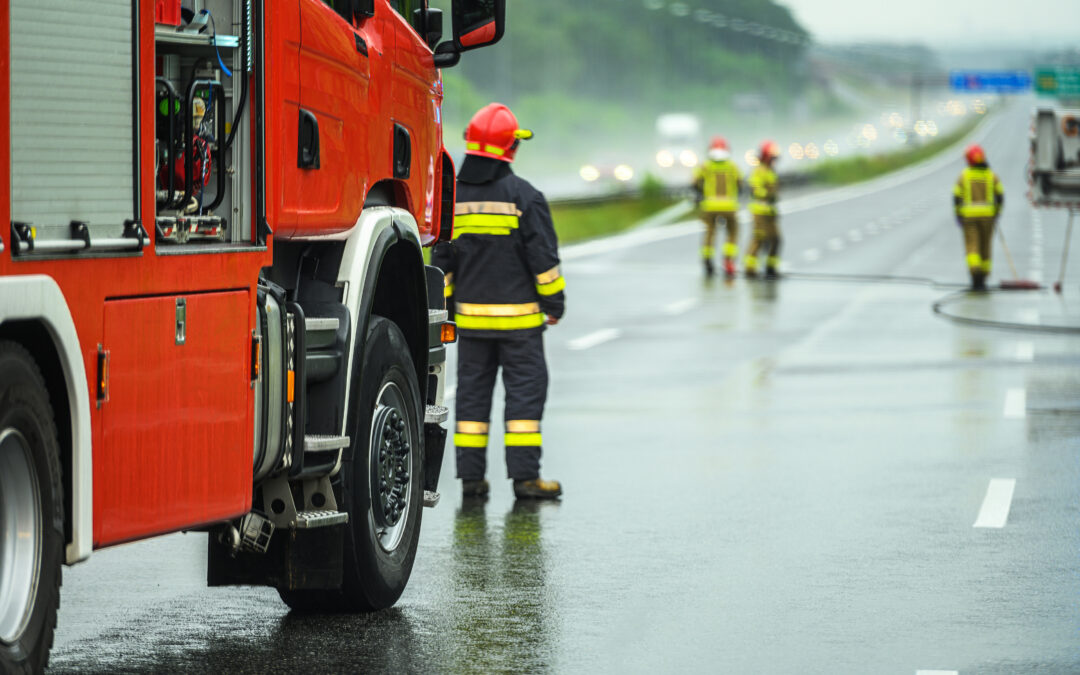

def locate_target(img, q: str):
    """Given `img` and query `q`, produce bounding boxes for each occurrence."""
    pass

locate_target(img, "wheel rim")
[368,381,414,553]
[0,428,42,645]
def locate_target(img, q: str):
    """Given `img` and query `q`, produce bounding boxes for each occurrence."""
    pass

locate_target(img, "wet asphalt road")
[49,102,1080,673]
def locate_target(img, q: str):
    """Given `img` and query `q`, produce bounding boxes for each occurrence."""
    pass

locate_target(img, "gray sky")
[783,0,1080,47]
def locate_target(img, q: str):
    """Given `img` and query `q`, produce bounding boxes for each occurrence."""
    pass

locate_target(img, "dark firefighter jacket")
[431,156,566,338]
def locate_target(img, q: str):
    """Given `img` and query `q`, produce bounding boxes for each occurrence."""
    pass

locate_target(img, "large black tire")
[0,342,64,674]
[280,316,424,612]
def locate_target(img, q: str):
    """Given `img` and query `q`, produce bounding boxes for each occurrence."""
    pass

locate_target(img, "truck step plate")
[425,404,449,424]
[423,490,441,508]
[304,316,340,332]
[303,434,350,453]
[428,308,448,324]
[295,509,349,529]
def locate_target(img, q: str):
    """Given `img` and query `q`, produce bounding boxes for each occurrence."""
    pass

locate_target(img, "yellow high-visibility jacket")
[693,160,742,212]
[748,165,778,216]
[953,166,1004,218]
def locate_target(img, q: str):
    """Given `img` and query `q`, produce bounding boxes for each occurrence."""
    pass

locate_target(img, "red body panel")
[97,291,252,544]
[0,0,447,549]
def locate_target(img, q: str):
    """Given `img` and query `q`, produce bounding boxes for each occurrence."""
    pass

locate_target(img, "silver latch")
[175,298,186,345]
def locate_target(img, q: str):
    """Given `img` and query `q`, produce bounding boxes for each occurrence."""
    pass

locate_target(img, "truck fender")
[0,275,93,564]
[336,206,425,435]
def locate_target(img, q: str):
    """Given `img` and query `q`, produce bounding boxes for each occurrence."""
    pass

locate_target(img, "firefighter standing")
[693,137,743,278]
[744,141,782,279]
[953,144,1004,290]
[431,103,565,501]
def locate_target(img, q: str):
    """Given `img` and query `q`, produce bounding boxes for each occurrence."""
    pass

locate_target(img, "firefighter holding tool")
[953,144,1004,291]
[431,103,565,501]
[744,141,782,279]
[693,137,743,279]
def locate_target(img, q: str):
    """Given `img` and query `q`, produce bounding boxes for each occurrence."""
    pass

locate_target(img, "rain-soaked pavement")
[49,102,1080,673]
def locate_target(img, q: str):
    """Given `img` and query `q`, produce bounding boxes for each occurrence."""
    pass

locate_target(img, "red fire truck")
[0,0,504,670]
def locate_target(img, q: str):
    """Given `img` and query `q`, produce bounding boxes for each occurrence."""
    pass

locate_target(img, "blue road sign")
[949,70,1032,93]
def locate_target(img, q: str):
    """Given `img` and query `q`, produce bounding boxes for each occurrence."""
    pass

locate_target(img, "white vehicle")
[655,113,703,171]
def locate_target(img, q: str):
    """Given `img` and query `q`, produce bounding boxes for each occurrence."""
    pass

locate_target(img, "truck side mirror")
[414,7,444,50]
[433,0,505,68]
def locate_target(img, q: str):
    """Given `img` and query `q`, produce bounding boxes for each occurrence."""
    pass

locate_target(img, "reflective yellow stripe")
[981,259,992,273]
[457,301,541,317]
[701,198,738,212]
[749,203,776,215]
[766,256,781,267]
[444,283,455,297]
[454,213,519,229]
[535,265,561,284]
[536,276,566,296]
[455,313,545,330]
[744,255,759,270]
[456,421,490,434]
[466,142,481,151]
[505,432,542,446]
[453,226,511,238]
[701,245,715,259]
[485,144,505,156]
[454,433,489,448]
[722,242,738,258]
[506,419,540,433]
[966,252,983,268]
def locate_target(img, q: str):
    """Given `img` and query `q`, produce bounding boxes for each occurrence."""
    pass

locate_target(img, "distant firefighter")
[693,137,743,279]
[431,103,565,501]
[953,144,1004,291]
[745,141,782,279]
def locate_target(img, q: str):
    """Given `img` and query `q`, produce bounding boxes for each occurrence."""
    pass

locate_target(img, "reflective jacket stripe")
[749,166,778,216]
[455,313,545,330]
[505,432,542,446]
[536,275,566,296]
[454,433,489,447]
[457,301,541,317]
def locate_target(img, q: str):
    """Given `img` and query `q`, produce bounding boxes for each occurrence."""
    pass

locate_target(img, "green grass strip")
[551,197,675,244]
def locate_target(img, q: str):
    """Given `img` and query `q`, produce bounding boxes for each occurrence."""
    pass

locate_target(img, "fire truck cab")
[0,0,504,670]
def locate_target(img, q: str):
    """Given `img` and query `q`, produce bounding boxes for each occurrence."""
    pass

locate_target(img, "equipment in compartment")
[154,2,249,245]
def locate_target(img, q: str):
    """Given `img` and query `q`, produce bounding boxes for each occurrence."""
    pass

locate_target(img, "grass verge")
[803,117,984,185]
[551,197,676,244]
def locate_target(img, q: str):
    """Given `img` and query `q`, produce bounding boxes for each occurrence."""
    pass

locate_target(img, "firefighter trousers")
[453,331,548,481]
[700,211,739,259]
[961,217,994,276]
[745,213,781,270]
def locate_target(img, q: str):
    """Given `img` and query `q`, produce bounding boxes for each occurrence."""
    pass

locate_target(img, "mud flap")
[207,523,343,590]
[423,422,447,493]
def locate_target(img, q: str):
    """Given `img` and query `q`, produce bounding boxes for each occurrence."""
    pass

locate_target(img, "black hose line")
[775,270,1080,335]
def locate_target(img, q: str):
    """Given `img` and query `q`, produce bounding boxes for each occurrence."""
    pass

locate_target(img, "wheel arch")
[0,275,93,565]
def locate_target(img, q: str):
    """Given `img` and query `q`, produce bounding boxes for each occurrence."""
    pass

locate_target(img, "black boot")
[703,258,715,278]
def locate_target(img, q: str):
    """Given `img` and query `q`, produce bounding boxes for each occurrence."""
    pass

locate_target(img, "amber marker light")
[441,322,458,344]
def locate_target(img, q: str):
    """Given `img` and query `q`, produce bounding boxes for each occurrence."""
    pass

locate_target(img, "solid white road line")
[828,237,845,251]
[973,478,1017,528]
[664,298,700,315]
[916,670,959,675]
[1015,342,1034,362]
[802,248,821,262]
[568,328,621,351]
[1003,388,1026,419]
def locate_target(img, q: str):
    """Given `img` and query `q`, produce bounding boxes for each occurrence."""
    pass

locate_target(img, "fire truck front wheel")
[280,316,423,612]
[0,342,64,674]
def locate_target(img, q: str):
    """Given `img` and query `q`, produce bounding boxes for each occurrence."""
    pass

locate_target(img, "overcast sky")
[783,0,1080,47]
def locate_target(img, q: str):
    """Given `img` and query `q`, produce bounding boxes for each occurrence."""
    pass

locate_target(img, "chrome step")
[303,434,350,453]
[428,308,448,324]
[295,509,349,529]
[425,404,449,424]
[305,316,340,332]
[423,490,441,508]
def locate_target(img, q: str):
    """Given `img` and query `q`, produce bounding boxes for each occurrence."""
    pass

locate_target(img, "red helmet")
[965,144,986,166]
[464,103,533,163]
[759,140,780,162]
[709,136,729,151]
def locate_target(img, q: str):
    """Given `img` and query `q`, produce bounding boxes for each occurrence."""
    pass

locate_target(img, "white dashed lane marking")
[664,298,700,316]
[916,670,959,675]
[1015,342,1034,362]
[1003,388,1026,419]
[568,328,621,351]
[802,248,821,262]
[973,478,1017,529]
[828,237,845,251]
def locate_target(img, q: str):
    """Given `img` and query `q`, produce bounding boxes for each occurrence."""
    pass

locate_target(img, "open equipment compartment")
[154,0,255,249]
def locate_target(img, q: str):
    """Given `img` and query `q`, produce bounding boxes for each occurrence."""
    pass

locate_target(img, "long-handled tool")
[995,220,1041,290]
[1053,209,1075,294]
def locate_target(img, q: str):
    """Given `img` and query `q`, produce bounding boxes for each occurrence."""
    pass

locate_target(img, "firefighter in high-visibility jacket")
[953,144,1004,291]
[692,137,743,278]
[431,103,564,501]
[745,141,782,279]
